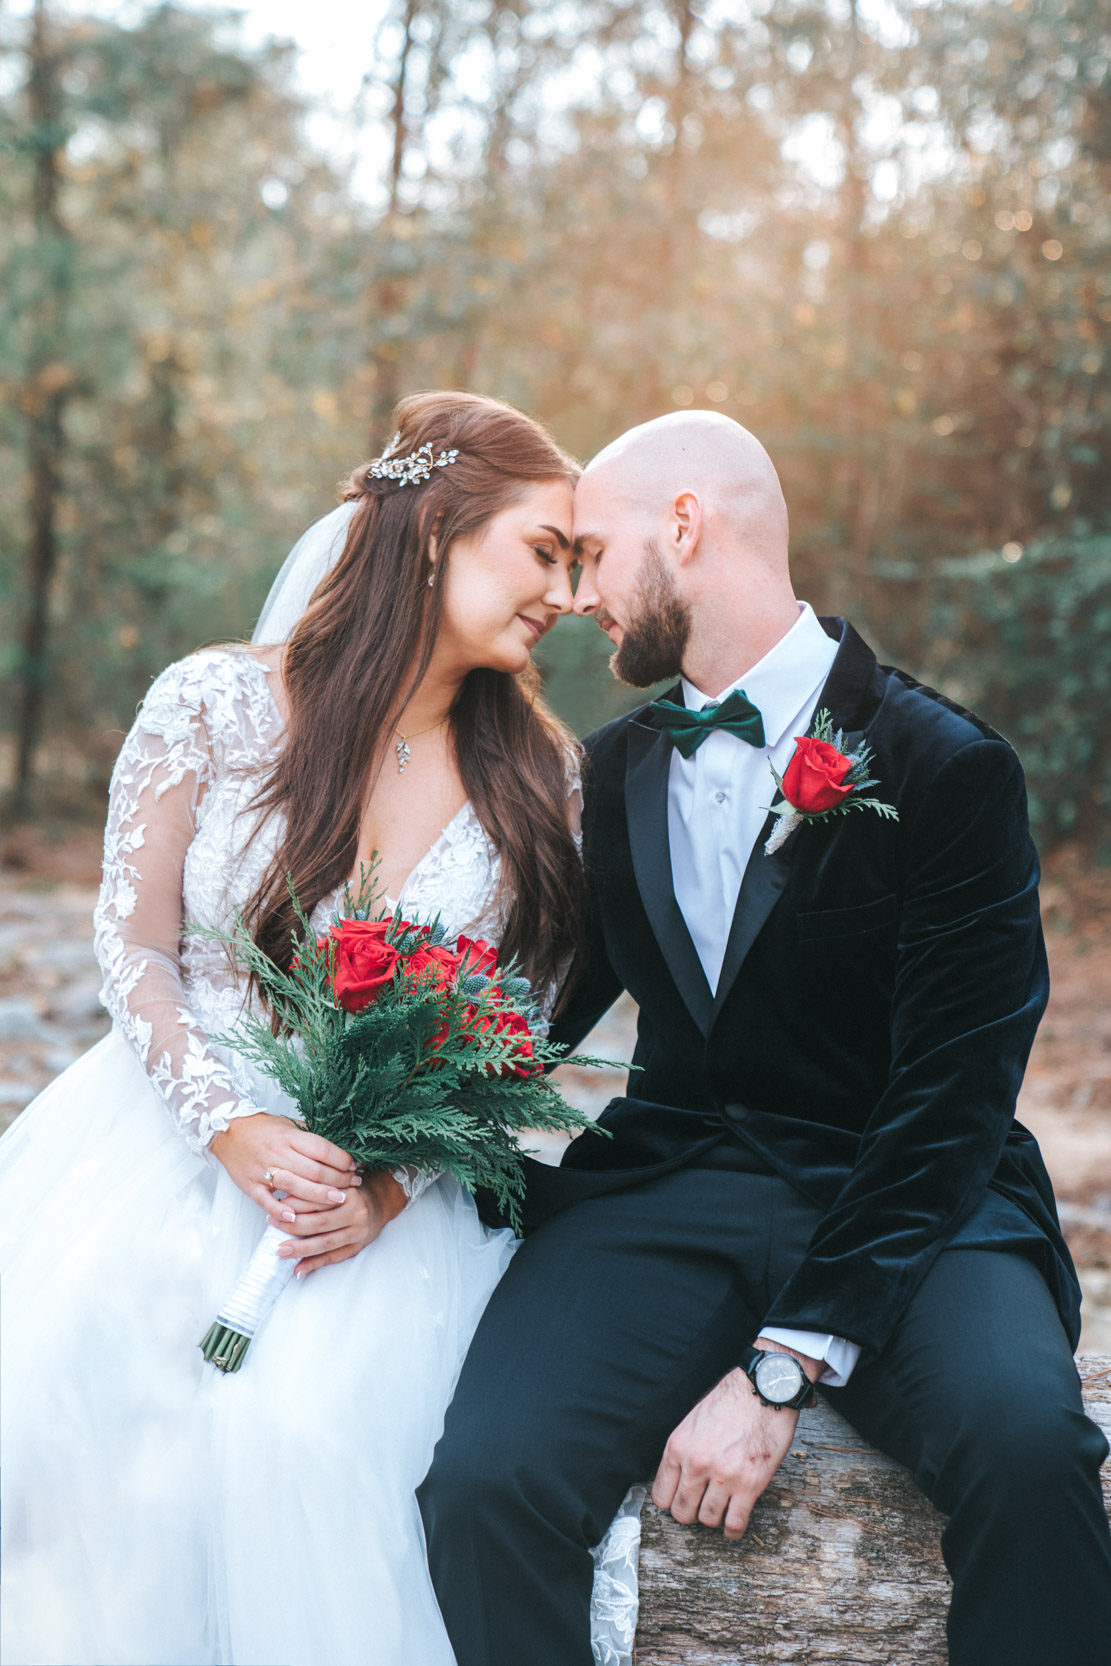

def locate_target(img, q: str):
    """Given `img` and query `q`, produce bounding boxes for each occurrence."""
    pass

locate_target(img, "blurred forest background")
[1,0,1109,852]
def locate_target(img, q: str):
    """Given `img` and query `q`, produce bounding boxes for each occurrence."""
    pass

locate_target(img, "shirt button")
[714,791,726,804]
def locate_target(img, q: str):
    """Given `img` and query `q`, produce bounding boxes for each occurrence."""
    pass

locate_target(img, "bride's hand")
[269,1170,407,1278]
[209,1113,362,1216]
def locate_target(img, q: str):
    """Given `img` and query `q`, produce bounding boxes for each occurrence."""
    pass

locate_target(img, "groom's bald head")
[572,411,799,691]
[577,409,789,573]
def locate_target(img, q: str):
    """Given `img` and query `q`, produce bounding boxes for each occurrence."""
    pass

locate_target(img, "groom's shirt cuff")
[756,1328,861,1387]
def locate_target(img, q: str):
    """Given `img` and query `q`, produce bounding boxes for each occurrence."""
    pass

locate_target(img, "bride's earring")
[428,569,435,587]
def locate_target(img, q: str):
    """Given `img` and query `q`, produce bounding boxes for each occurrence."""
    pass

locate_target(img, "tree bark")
[367,0,418,441]
[636,1354,1111,1663]
[14,0,73,807]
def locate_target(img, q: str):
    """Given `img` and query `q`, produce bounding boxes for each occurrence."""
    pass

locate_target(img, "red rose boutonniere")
[765,709,899,855]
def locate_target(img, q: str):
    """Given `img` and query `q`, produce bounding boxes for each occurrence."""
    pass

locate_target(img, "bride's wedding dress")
[0,647,638,1666]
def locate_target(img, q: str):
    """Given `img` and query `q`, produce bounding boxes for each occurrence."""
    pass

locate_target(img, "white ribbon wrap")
[216,1222,297,1339]
[764,809,803,856]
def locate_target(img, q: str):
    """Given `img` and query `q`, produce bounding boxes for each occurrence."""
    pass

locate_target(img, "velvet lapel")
[624,711,715,1036]
[812,616,883,749]
[709,618,883,1028]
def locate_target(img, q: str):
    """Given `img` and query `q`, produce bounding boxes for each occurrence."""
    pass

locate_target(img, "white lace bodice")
[93,648,518,1155]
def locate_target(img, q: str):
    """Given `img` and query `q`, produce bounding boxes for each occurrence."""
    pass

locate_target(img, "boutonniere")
[764,710,899,855]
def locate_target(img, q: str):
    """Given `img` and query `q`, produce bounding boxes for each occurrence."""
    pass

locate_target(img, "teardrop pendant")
[396,739,411,773]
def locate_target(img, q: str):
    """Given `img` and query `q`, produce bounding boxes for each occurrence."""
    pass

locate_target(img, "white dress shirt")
[667,602,860,1386]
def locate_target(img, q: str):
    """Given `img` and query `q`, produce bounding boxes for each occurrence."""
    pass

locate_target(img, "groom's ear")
[670,490,702,566]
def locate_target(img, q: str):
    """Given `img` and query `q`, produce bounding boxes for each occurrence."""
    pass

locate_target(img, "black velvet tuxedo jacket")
[542,616,1080,1362]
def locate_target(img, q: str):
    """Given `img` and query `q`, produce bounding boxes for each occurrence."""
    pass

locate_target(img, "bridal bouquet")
[199,874,609,1373]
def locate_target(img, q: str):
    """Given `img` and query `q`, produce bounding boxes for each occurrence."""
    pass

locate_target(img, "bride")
[0,392,639,1666]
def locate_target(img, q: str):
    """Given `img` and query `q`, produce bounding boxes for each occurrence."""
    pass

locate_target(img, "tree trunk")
[367,0,418,441]
[14,0,73,807]
[636,1354,1111,1663]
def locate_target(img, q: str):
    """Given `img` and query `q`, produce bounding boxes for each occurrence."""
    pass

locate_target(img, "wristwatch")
[740,1345,817,1411]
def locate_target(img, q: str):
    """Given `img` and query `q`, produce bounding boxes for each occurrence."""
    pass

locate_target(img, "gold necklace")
[393,716,447,774]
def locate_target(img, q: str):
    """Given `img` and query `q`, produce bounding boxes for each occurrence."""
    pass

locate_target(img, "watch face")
[753,1352,804,1404]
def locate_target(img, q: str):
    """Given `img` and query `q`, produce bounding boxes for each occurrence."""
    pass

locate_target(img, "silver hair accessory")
[368,432,460,488]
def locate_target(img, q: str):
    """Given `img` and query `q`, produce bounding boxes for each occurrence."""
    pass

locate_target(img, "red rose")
[423,1016,451,1064]
[328,919,399,1013]
[464,1004,538,1079]
[456,935,499,979]
[405,944,464,991]
[781,736,854,814]
[493,1009,538,1079]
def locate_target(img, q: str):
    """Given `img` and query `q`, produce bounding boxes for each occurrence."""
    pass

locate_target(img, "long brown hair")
[244,391,584,995]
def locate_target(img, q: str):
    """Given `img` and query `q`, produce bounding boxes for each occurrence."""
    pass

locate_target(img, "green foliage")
[0,5,362,786]
[881,533,1111,852]
[199,876,612,1233]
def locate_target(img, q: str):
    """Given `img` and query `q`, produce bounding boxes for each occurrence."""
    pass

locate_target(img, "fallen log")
[636,1354,1111,1664]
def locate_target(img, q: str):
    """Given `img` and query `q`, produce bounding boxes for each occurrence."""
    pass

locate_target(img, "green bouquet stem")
[200,1320,252,1373]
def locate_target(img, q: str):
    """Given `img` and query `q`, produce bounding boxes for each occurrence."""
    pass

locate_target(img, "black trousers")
[418,1165,1111,1666]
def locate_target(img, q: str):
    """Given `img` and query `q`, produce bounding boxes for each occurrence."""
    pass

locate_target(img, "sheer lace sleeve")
[390,1166,437,1205]
[92,653,270,1154]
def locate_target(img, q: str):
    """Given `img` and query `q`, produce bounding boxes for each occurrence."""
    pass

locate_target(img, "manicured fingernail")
[295,1268,305,1279]
[328,1189,345,1203]
[351,1175,363,1185]
[282,1209,296,1222]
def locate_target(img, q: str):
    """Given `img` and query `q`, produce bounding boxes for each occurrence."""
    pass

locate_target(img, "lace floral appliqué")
[93,650,284,1153]
[590,1487,645,1666]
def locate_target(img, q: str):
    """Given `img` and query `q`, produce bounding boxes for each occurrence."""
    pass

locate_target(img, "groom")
[419,411,1111,1663]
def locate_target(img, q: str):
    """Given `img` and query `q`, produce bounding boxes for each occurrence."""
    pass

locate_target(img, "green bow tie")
[650,688,766,758]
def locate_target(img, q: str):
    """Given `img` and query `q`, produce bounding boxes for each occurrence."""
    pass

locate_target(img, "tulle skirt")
[0,1027,517,1666]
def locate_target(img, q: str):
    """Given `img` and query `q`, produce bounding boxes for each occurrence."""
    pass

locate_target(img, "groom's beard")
[611,538,692,688]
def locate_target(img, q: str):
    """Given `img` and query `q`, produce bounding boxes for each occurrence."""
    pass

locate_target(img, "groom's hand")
[652,1346,821,1541]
